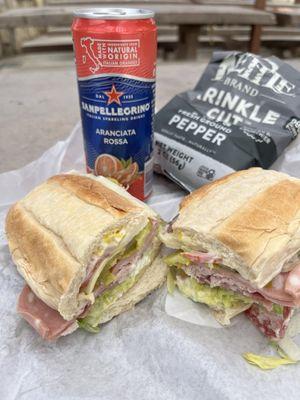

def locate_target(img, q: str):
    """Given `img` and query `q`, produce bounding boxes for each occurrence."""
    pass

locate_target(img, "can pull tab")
[92,9,127,16]
[73,8,155,19]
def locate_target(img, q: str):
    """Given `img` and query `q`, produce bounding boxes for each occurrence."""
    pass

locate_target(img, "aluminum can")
[72,8,157,200]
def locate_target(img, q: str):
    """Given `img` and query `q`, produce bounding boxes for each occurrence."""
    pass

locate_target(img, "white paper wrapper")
[1,123,300,400]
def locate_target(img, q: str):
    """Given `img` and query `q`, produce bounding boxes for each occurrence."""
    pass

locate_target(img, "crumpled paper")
[1,123,300,400]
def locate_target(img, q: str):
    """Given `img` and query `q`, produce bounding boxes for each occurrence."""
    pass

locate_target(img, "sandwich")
[161,168,300,341]
[5,172,166,340]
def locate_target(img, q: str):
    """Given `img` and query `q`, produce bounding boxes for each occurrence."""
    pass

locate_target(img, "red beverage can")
[72,8,157,200]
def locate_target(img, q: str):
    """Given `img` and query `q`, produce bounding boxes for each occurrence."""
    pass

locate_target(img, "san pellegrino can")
[72,8,157,200]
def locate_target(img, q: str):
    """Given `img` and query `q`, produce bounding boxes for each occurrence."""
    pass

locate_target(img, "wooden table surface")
[0,4,275,28]
[273,6,300,26]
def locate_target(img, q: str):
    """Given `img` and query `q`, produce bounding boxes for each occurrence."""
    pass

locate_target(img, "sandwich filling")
[18,219,160,340]
[165,250,300,339]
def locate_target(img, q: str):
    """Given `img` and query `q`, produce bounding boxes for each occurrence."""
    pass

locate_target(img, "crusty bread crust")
[180,168,263,210]
[49,175,141,217]
[5,173,159,320]
[170,168,300,288]
[6,203,83,315]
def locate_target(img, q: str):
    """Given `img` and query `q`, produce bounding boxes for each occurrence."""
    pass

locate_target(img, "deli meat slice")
[183,253,300,307]
[82,220,158,290]
[182,263,273,310]
[17,221,159,339]
[94,222,159,297]
[18,285,76,341]
[245,304,293,340]
[183,252,222,264]
[81,248,115,289]
[285,264,300,299]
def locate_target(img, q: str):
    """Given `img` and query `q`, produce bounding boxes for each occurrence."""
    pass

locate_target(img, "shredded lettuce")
[277,313,300,361]
[77,319,100,333]
[167,269,176,294]
[135,221,153,249]
[165,251,252,321]
[243,352,296,370]
[176,275,252,311]
[164,252,190,267]
[80,275,137,329]
[272,304,284,315]
[243,328,300,370]
[101,271,116,286]
[164,251,219,270]
[270,341,291,359]
[80,244,157,330]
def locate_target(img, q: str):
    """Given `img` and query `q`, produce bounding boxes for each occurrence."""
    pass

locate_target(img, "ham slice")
[17,285,77,341]
[81,255,104,288]
[81,246,115,289]
[94,221,159,297]
[179,251,300,338]
[17,220,159,340]
[183,252,300,308]
[285,264,300,299]
[183,251,222,264]
[182,263,273,310]
[260,273,298,305]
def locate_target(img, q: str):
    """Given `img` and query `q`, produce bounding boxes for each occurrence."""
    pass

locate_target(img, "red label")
[72,17,156,201]
[72,18,156,80]
[81,38,140,70]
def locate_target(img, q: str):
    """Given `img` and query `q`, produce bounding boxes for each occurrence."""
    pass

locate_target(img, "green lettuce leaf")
[101,271,116,286]
[77,319,100,333]
[167,269,176,294]
[272,304,284,315]
[243,352,296,370]
[80,234,159,331]
[80,275,137,328]
[164,252,190,267]
[134,221,153,249]
[176,274,252,310]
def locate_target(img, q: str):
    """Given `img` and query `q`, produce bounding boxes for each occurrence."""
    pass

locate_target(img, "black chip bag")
[154,51,300,191]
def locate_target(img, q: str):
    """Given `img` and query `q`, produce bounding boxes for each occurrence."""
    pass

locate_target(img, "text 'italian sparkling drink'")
[72,8,157,200]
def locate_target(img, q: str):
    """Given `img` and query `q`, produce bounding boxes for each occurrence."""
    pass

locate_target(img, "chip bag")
[154,51,300,191]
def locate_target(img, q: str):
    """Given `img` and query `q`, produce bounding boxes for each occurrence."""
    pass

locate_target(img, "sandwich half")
[6,173,166,340]
[161,168,300,340]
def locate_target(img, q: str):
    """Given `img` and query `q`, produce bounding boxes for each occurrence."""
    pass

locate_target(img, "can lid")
[73,8,155,20]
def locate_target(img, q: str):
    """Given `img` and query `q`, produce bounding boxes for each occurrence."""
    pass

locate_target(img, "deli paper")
[1,123,300,400]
